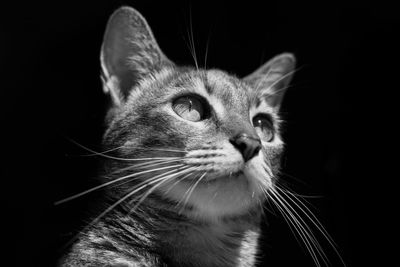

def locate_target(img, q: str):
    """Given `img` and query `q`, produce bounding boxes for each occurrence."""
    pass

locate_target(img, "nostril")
[253,145,261,155]
[235,140,247,152]
[230,134,262,162]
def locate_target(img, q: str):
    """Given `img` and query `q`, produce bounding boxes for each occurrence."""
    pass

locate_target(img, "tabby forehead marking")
[194,76,227,118]
[127,67,174,102]
[206,70,234,91]
[208,70,250,114]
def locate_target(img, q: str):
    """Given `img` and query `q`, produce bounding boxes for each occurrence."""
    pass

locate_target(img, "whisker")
[259,185,277,216]
[276,181,323,200]
[274,186,346,266]
[188,6,199,71]
[66,137,183,161]
[141,148,186,153]
[66,138,129,160]
[204,28,212,69]
[131,158,183,168]
[163,167,199,195]
[279,171,311,187]
[123,145,187,154]
[275,186,335,245]
[110,158,184,175]
[79,145,126,157]
[99,155,183,162]
[270,189,336,266]
[262,165,274,178]
[61,172,172,249]
[272,188,329,262]
[105,167,182,192]
[83,176,168,229]
[176,171,202,209]
[180,171,207,212]
[54,164,184,205]
[93,166,193,223]
[264,188,307,257]
[182,5,199,71]
[129,166,194,211]
[268,189,325,266]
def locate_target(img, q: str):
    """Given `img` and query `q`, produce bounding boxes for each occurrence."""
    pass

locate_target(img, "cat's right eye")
[252,114,274,142]
[172,95,205,122]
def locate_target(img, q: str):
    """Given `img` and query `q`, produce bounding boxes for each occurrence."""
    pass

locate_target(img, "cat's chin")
[159,159,272,221]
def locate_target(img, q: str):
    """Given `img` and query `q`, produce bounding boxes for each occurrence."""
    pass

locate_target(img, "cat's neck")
[158,218,260,267]
[92,196,261,267]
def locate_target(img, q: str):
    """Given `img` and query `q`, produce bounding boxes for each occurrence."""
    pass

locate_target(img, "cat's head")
[100,7,295,221]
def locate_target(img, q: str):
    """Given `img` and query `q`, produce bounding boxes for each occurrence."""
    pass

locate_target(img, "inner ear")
[100,7,172,106]
[244,53,296,109]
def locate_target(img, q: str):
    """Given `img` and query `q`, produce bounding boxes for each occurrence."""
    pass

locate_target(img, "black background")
[1,1,398,266]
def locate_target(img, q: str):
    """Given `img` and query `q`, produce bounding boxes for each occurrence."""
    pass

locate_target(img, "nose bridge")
[223,113,258,140]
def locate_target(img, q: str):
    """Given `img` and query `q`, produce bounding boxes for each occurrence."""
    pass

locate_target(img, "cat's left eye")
[252,114,274,142]
[172,95,205,122]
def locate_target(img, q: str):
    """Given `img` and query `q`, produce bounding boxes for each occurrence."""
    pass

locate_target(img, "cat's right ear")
[244,53,296,110]
[100,7,172,106]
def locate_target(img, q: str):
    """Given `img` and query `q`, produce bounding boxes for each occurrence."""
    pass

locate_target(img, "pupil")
[188,98,192,111]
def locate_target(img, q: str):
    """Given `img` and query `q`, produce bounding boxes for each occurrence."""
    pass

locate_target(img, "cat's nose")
[230,134,262,162]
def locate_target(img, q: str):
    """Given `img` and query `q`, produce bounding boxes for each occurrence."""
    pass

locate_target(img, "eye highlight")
[172,95,205,122]
[252,114,274,142]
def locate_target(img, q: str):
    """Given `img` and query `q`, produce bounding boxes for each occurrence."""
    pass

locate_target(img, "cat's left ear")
[100,7,172,106]
[243,53,296,109]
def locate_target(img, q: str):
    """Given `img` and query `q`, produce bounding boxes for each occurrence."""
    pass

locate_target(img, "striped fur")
[60,6,295,267]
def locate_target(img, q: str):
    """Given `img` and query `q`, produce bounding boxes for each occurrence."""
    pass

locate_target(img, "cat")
[58,6,308,267]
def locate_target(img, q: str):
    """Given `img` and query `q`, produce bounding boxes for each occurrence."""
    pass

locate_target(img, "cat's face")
[100,7,295,221]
